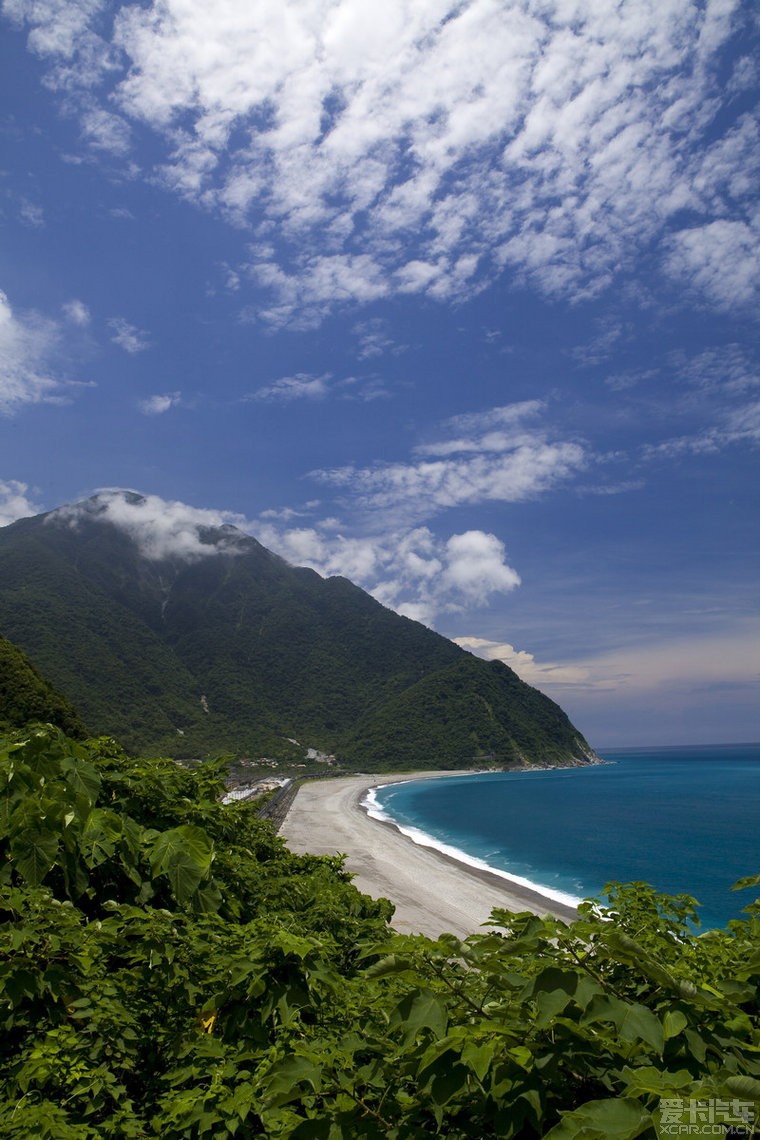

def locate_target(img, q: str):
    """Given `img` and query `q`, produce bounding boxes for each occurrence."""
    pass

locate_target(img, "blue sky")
[1,0,758,748]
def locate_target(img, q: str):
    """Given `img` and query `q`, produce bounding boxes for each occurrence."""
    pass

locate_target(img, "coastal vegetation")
[1,504,756,1134]
[1,720,759,1138]
[0,496,593,769]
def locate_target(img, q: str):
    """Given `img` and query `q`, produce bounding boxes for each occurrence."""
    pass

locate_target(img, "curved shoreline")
[279,771,579,940]
[362,785,582,911]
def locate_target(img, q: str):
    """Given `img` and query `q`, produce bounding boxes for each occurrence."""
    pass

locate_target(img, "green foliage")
[343,655,591,769]
[0,636,87,738]
[0,504,595,768]
[1,723,759,1137]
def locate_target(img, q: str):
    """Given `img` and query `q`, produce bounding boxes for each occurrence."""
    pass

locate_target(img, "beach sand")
[280,772,578,940]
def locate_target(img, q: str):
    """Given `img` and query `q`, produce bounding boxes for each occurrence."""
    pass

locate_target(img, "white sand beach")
[280,772,579,940]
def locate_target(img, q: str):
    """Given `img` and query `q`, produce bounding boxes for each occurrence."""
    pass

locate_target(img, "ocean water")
[366,744,760,929]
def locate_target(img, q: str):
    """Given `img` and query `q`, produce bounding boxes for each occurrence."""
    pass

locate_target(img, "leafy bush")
[1,725,758,1137]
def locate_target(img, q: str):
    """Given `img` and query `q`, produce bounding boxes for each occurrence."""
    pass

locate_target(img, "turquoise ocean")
[365,744,760,929]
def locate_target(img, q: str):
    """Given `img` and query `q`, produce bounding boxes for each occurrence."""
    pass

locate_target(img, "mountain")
[0,491,596,768]
[0,635,88,738]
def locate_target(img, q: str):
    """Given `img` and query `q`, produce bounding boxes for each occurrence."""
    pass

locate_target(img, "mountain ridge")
[0,492,597,769]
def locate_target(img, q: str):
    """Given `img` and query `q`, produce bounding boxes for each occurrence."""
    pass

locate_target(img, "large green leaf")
[618,1003,664,1055]
[11,822,59,886]
[726,1074,760,1099]
[149,824,214,903]
[544,1097,652,1139]
[262,1055,323,1108]
[364,953,415,979]
[80,808,123,868]
[61,756,101,808]
[581,994,664,1055]
[393,989,448,1043]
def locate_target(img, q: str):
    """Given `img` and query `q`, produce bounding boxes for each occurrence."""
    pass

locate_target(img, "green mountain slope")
[0,493,596,767]
[0,636,87,737]
[345,654,593,770]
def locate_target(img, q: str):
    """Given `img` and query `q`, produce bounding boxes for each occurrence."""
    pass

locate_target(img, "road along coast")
[280,772,579,940]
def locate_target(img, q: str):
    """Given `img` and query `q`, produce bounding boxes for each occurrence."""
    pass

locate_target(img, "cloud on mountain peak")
[52,490,249,562]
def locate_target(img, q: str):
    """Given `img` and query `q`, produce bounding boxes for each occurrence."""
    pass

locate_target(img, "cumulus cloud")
[0,287,67,413]
[6,0,756,323]
[138,391,181,415]
[440,532,520,604]
[255,518,521,626]
[52,489,249,562]
[250,399,584,618]
[0,479,43,527]
[108,317,150,354]
[454,636,591,687]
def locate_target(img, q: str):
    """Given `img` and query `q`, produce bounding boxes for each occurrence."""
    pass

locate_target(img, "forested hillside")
[0,635,87,738]
[0,493,595,769]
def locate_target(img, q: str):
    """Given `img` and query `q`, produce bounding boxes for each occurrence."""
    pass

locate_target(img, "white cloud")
[45,484,521,619]
[0,287,66,413]
[52,489,249,562]
[664,218,760,309]
[672,345,760,395]
[641,346,760,458]
[6,0,756,323]
[440,532,521,604]
[108,316,150,353]
[312,400,585,525]
[254,519,521,626]
[0,479,43,527]
[62,298,91,325]
[457,625,760,698]
[248,370,387,403]
[414,401,547,457]
[352,318,399,360]
[138,391,181,415]
[80,104,132,155]
[644,399,760,458]
[454,637,590,687]
[252,399,583,619]
[249,372,331,403]
[457,626,760,743]
[18,197,45,227]
[579,628,760,699]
